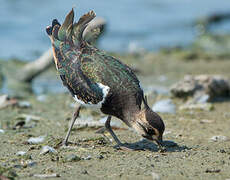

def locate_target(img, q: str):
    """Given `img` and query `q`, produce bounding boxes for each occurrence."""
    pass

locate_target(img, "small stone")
[0,94,8,105]
[0,129,4,133]
[26,161,37,167]
[210,135,228,142]
[16,114,42,123]
[84,155,92,160]
[36,95,47,102]
[0,94,18,109]
[152,99,176,114]
[179,103,214,111]
[64,154,81,162]
[81,170,88,174]
[33,173,60,178]
[40,146,57,155]
[152,172,160,180]
[16,151,26,156]
[170,75,230,99]
[96,155,104,159]
[18,101,31,108]
[195,94,209,104]
[27,136,45,144]
[205,168,221,173]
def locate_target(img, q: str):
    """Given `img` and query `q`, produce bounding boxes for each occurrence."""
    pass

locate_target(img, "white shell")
[74,83,110,108]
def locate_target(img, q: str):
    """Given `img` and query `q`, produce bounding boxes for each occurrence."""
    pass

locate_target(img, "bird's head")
[132,96,165,148]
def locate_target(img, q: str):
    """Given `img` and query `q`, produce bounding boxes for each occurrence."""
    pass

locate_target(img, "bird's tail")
[46,8,96,46]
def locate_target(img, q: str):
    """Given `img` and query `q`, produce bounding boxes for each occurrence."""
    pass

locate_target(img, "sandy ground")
[0,53,230,180]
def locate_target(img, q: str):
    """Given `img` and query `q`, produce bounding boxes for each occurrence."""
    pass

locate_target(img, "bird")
[46,9,165,150]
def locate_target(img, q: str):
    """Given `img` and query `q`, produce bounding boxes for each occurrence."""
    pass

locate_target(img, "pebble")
[210,135,228,142]
[152,99,176,114]
[195,94,209,104]
[152,172,160,180]
[16,151,27,156]
[64,154,81,162]
[97,155,104,159]
[179,103,213,111]
[26,161,37,167]
[36,94,47,102]
[18,101,31,108]
[0,94,8,105]
[27,136,45,144]
[33,173,60,178]
[83,155,92,160]
[40,146,57,155]
[16,114,42,123]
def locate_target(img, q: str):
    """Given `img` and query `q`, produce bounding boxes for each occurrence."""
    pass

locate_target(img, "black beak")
[155,135,165,152]
[156,139,163,147]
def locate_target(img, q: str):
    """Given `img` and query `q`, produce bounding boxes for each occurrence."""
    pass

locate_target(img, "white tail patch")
[74,83,110,108]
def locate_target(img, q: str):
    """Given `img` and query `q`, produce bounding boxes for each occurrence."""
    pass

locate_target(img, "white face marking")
[74,83,110,109]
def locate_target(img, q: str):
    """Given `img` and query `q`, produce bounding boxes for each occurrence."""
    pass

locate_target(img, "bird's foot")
[62,140,68,147]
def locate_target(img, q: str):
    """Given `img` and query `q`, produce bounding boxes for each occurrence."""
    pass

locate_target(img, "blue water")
[1,0,230,61]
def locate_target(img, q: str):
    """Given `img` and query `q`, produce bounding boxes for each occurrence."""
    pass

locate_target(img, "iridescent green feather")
[58,9,74,41]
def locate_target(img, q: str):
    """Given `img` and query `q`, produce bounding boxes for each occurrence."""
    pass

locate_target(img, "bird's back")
[47,9,143,119]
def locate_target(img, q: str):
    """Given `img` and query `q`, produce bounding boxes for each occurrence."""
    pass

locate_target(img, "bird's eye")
[147,128,155,136]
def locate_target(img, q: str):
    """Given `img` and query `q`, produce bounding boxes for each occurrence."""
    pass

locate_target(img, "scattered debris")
[194,94,209,104]
[96,155,104,159]
[13,114,42,129]
[40,146,57,155]
[16,151,27,156]
[83,155,92,160]
[210,135,228,142]
[152,99,176,114]
[0,175,11,180]
[0,129,4,134]
[16,114,42,122]
[18,101,31,108]
[0,94,18,109]
[36,94,47,102]
[27,136,45,144]
[63,154,81,162]
[205,168,221,173]
[23,161,37,168]
[170,75,230,101]
[33,173,60,178]
[200,119,213,124]
[151,172,160,180]
[179,103,214,111]
[0,165,18,180]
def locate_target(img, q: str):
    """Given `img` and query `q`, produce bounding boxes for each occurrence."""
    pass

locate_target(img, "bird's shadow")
[116,139,190,152]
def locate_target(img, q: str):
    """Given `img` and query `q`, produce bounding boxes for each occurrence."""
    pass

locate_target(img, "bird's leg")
[105,116,133,151]
[62,105,81,146]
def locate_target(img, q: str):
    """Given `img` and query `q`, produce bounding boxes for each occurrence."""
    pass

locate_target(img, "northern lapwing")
[46,9,165,150]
